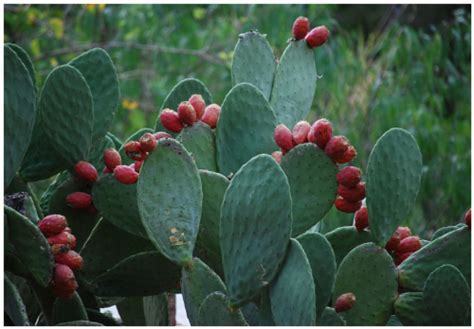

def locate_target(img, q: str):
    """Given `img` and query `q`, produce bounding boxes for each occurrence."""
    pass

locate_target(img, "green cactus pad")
[325,226,373,265]
[398,226,470,291]
[6,43,37,90]
[241,303,259,326]
[220,154,292,306]
[106,132,122,149]
[231,31,276,99]
[269,40,317,128]
[197,291,248,326]
[394,292,430,326]
[4,46,37,189]
[316,307,346,326]
[281,143,338,236]
[52,292,88,324]
[80,218,155,282]
[423,264,470,325]
[69,48,120,142]
[138,138,202,266]
[297,232,337,318]
[119,128,154,165]
[143,294,169,325]
[181,257,227,325]
[4,276,29,326]
[4,206,54,287]
[270,239,316,326]
[386,315,403,326]
[39,171,71,215]
[216,83,277,176]
[333,242,398,326]
[258,289,276,325]
[91,251,181,297]
[154,78,213,133]
[92,174,147,238]
[178,122,217,171]
[195,170,229,275]
[45,176,99,250]
[55,320,103,326]
[116,297,146,326]
[431,224,464,240]
[40,65,94,165]
[366,128,422,245]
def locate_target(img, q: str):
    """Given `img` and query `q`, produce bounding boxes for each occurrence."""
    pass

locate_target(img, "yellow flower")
[85,4,96,12]
[122,99,139,110]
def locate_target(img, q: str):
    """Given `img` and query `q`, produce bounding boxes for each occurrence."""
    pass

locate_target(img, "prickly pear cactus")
[3,17,470,326]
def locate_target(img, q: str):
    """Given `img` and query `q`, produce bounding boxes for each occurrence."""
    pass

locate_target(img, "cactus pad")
[398,226,471,291]
[220,154,292,306]
[394,292,430,326]
[270,40,317,128]
[4,46,37,189]
[281,143,338,236]
[333,242,398,325]
[6,43,37,90]
[69,48,120,142]
[181,257,227,325]
[366,128,422,245]
[91,251,181,297]
[52,292,88,324]
[4,276,29,325]
[197,292,247,326]
[92,174,147,238]
[325,226,373,265]
[137,139,202,266]
[232,31,276,99]
[40,65,94,165]
[297,232,337,317]
[154,78,213,133]
[178,122,217,171]
[4,206,54,287]
[423,264,470,325]
[216,83,277,176]
[317,307,346,326]
[270,239,316,326]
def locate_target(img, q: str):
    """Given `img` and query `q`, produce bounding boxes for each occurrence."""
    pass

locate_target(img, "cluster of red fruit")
[385,226,421,266]
[292,16,329,49]
[37,214,82,299]
[336,166,366,215]
[159,94,221,133]
[65,161,98,212]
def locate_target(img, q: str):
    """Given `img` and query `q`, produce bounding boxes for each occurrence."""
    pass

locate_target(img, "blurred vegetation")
[4,4,471,237]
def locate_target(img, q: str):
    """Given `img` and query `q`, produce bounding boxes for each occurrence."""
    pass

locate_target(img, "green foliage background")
[4,4,471,237]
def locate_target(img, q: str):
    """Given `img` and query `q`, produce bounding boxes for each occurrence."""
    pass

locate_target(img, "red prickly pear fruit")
[103,166,112,174]
[38,214,67,237]
[139,132,158,152]
[51,264,78,299]
[124,141,146,161]
[66,192,92,209]
[48,231,77,250]
[385,226,412,252]
[160,109,184,133]
[51,244,70,255]
[274,124,295,152]
[335,196,362,213]
[292,121,311,145]
[103,148,122,171]
[188,94,206,119]
[337,182,366,203]
[354,207,368,231]
[336,166,362,188]
[335,293,356,313]
[395,252,413,266]
[272,151,283,164]
[335,145,357,164]
[178,101,197,126]
[325,136,349,161]
[292,16,310,40]
[201,104,221,128]
[153,131,172,141]
[305,25,330,48]
[465,208,471,228]
[114,165,139,185]
[133,160,143,173]
[73,161,98,183]
[85,204,98,215]
[397,236,422,254]
[64,227,72,233]
[54,250,84,271]
[308,119,333,149]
